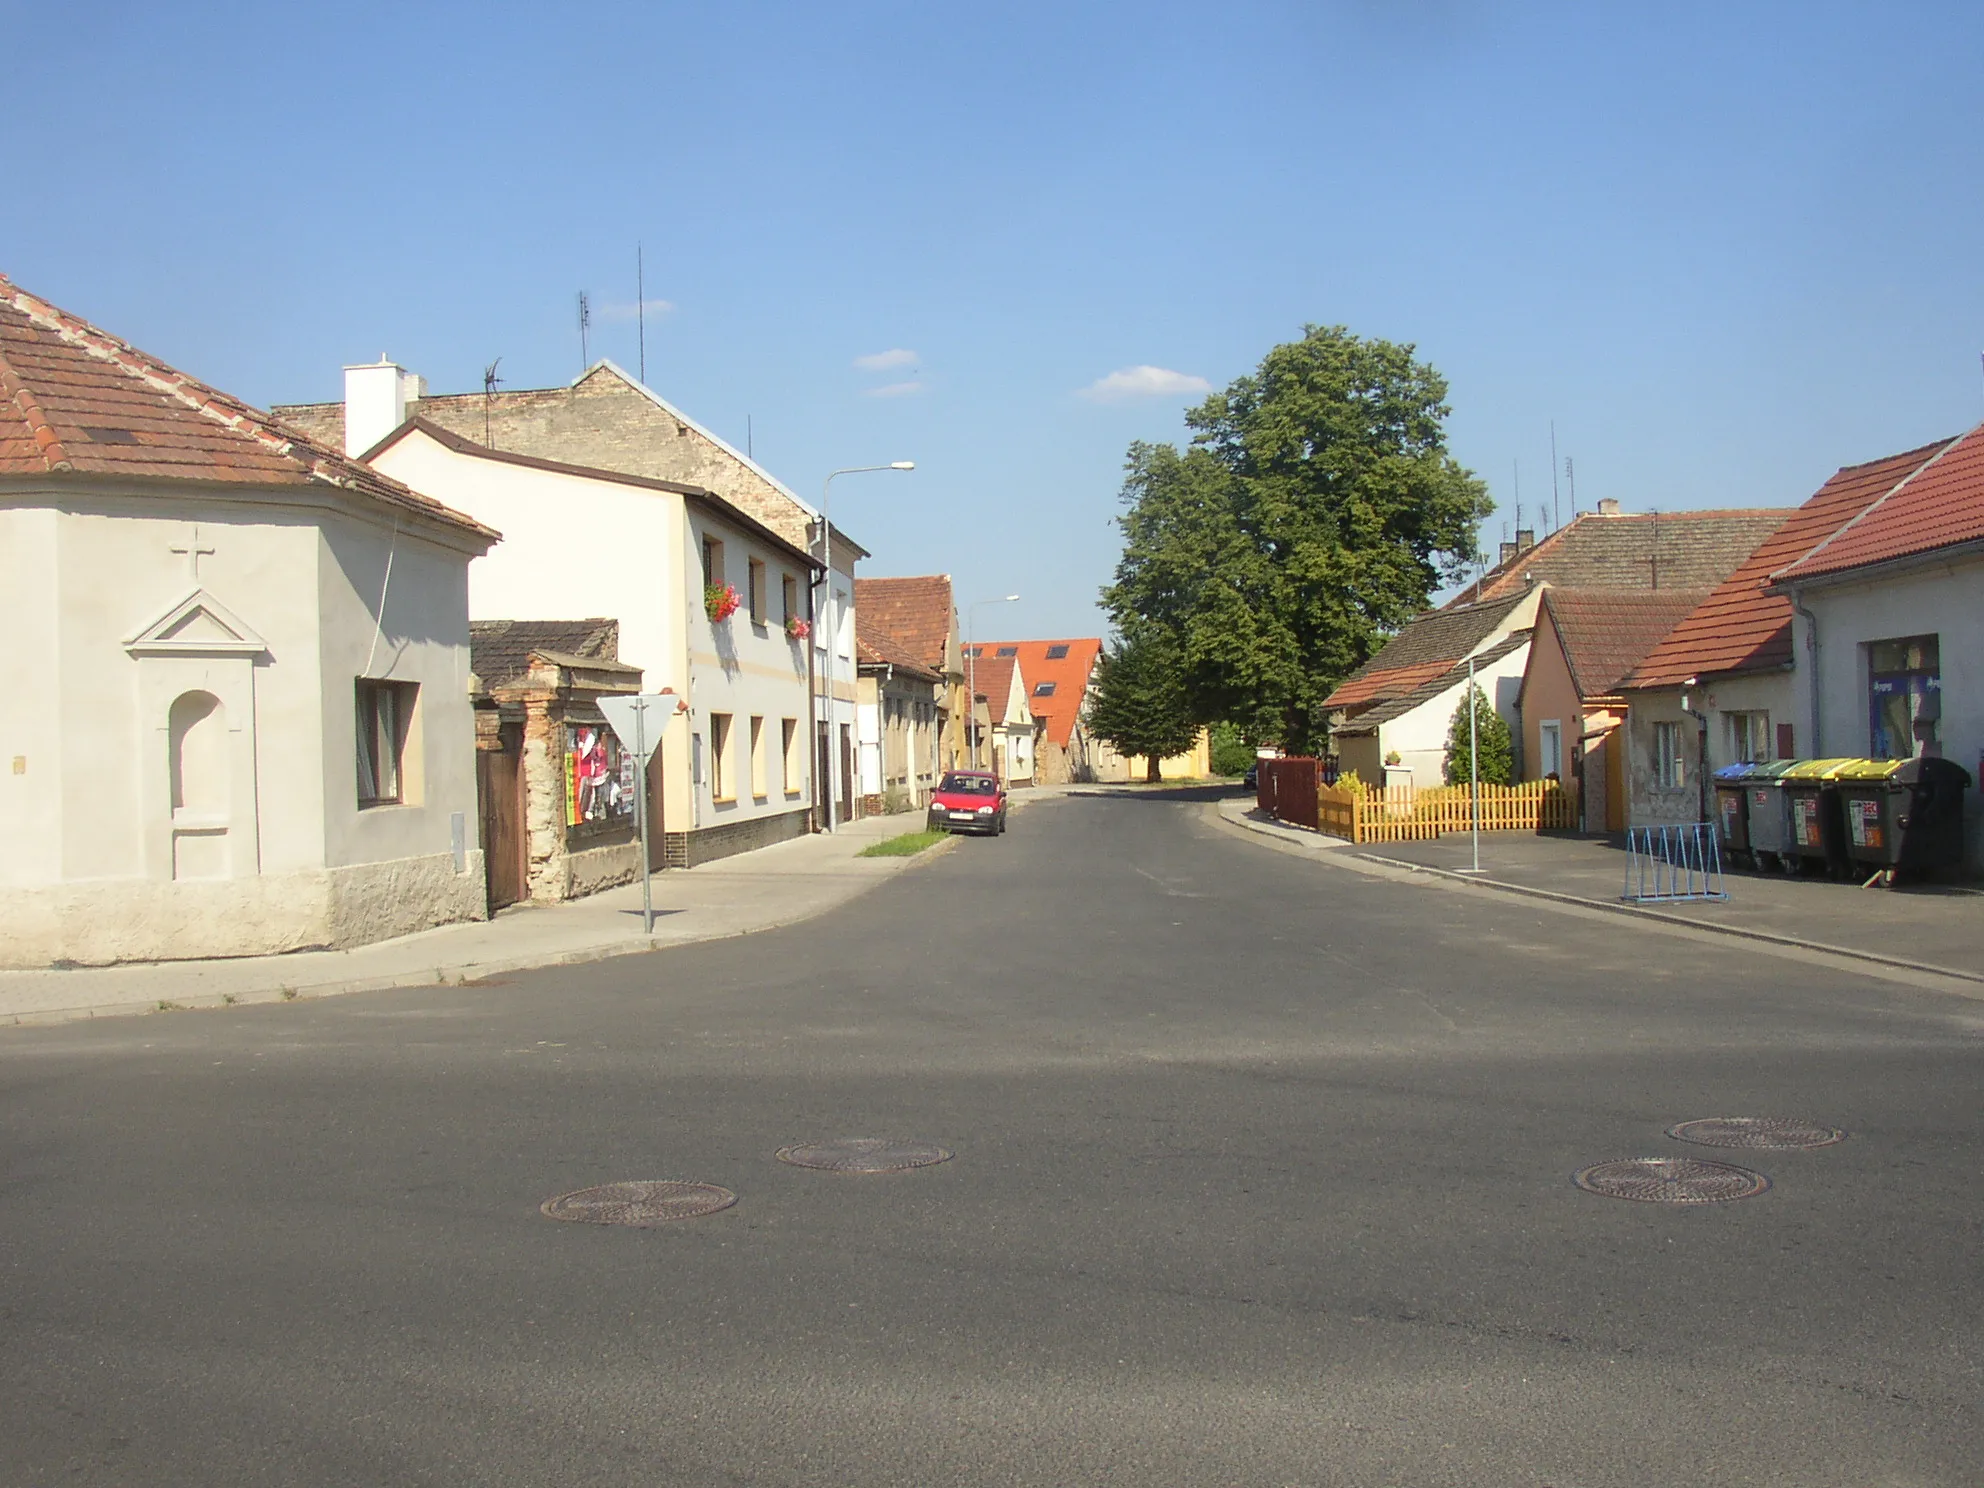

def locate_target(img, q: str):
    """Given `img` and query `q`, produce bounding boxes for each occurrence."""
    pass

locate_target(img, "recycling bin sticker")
[1795,797,1821,845]
[1848,798,1882,850]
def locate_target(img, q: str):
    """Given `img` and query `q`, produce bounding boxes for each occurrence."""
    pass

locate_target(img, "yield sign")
[597,694,672,761]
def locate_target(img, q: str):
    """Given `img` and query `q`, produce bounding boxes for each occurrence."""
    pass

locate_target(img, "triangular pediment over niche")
[124,587,269,656]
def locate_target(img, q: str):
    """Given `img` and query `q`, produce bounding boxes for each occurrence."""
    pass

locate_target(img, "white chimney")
[1596,497,1622,516]
[342,357,420,458]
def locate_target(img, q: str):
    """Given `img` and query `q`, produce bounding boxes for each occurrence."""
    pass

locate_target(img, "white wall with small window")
[1784,553,1983,868]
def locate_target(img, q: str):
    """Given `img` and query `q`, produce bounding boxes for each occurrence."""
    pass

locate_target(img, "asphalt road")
[3,790,1980,1487]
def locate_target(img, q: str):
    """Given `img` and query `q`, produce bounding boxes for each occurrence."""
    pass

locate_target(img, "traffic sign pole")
[599,694,671,935]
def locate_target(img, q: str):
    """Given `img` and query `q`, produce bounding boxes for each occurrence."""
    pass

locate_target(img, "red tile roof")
[856,613,942,682]
[1539,589,1709,698]
[970,654,1024,725]
[1447,509,1788,605]
[0,274,496,540]
[1770,422,1984,583]
[853,575,954,674]
[970,639,1102,747]
[1625,438,1953,690]
[1324,593,1529,711]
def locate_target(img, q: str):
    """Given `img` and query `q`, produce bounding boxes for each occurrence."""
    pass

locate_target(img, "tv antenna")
[1564,455,1577,515]
[578,291,591,371]
[1549,421,1561,531]
[636,244,646,385]
[482,357,503,447]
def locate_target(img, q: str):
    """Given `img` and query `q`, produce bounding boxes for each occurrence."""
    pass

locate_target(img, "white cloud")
[1078,365,1213,403]
[596,298,675,323]
[863,379,925,399]
[853,347,918,371]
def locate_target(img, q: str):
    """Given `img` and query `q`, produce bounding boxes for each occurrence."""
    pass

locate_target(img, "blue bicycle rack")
[1623,822,1729,903]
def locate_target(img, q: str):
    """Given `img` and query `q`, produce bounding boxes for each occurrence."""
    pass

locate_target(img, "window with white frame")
[1538,719,1563,779]
[1726,710,1771,763]
[748,558,767,626]
[709,712,733,801]
[1652,720,1684,788]
[355,680,417,806]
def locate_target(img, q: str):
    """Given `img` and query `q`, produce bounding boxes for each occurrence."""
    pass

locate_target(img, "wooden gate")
[478,722,527,911]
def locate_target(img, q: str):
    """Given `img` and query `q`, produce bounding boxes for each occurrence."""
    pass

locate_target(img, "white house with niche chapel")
[0,274,498,966]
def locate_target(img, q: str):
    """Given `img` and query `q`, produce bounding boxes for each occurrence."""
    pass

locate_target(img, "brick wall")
[661,806,812,869]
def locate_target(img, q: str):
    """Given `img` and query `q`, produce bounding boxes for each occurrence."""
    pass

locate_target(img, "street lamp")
[967,594,1020,770]
[819,462,915,832]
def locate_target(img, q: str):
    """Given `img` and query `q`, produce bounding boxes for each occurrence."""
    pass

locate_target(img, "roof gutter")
[1788,588,1822,757]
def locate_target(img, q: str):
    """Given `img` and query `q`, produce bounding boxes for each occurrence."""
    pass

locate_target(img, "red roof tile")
[1770,422,1984,583]
[853,575,954,674]
[856,613,942,681]
[0,274,495,540]
[1540,589,1709,698]
[969,639,1102,747]
[1625,438,1952,690]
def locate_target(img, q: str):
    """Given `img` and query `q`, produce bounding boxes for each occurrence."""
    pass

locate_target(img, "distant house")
[1619,440,1947,827]
[1765,422,1984,867]
[969,639,1105,784]
[855,575,965,770]
[1326,506,1786,786]
[855,614,944,812]
[0,274,497,966]
[967,651,1038,785]
[1516,589,1709,832]
[276,359,866,838]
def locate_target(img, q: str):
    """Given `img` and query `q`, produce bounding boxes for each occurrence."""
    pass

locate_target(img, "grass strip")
[857,828,951,858]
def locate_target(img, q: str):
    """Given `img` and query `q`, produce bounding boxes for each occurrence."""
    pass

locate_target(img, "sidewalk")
[1214,793,1983,986]
[0,811,960,1028]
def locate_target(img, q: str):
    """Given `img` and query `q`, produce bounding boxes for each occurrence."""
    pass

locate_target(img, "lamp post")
[967,594,1020,770]
[819,462,914,832]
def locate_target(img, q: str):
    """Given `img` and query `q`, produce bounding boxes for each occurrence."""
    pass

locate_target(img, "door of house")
[644,739,666,870]
[1604,732,1627,833]
[478,722,528,911]
[839,723,855,821]
[816,723,831,824]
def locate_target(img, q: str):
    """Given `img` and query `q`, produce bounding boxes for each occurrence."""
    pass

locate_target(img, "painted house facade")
[854,575,966,771]
[276,358,864,840]
[855,615,944,813]
[0,275,497,966]
[360,416,823,869]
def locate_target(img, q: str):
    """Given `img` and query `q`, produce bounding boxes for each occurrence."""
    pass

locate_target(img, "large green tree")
[1086,633,1200,782]
[1102,326,1491,753]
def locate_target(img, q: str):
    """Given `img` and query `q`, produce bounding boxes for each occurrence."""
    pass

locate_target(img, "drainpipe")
[1789,588,1821,757]
[1679,677,1710,824]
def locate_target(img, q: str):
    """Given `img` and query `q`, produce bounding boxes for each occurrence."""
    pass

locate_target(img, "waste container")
[1833,756,1974,879]
[1714,769,1761,861]
[1780,758,1856,878]
[1721,760,1797,869]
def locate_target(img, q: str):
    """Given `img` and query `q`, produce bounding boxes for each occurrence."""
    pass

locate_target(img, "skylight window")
[1045,644,1070,660]
[996,645,1017,657]
[1033,681,1057,697]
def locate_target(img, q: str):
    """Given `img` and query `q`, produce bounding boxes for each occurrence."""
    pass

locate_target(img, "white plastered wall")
[0,485,486,966]
[1373,641,1532,787]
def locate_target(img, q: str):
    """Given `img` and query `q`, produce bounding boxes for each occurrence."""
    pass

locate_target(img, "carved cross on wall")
[170,524,216,583]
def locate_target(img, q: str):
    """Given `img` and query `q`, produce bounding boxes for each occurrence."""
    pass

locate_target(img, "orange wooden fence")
[1309,779,1577,843]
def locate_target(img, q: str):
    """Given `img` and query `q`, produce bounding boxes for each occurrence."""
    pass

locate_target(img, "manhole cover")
[540,1181,737,1225]
[1572,1157,1770,1204]
[1667,1117,1844,1150]
[775,1138,953,1173]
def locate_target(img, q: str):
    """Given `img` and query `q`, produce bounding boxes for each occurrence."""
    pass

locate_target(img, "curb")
[1211,800,1984,990]
[2,831,962,1030]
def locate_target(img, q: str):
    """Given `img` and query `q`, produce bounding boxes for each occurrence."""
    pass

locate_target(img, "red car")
[927,770,1008,835]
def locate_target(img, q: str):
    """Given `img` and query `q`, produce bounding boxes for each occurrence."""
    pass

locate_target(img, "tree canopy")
[1443,681,1514,787]
[1102,326,1490,753]
[1085,633,1200,782]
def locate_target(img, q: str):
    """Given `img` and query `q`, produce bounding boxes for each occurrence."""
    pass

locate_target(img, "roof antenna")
[636,244,646,386]
[747,414,754,460]
[1549,421,1561,532]
[578,291,591,372]
[1564,455,1577,517]
[482,357,503,448]
[1650,508,1660,590]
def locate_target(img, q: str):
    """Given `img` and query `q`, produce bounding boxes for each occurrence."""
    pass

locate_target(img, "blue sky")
[8,2,1983,641]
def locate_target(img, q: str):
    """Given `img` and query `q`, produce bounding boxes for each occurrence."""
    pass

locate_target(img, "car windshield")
[938,774,997,795]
